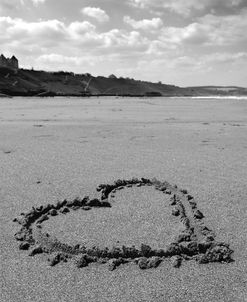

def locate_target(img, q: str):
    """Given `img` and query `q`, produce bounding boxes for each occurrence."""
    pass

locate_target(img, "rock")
[154,249,166,257]
[180,189,188,194]
[19,242,30,250]
[72,197,84,207]
[159,186,166,191]
[199,243,233,264]
[54,201,63,210]
[138,257,148,269]
[140,244,152,257]
[49,209,58,216]
[122,245,140,258]
[179,241,198,256]
[98,258,109,264]
[71,205,80,211]
[172,208,180,216]
[60,207,70,214]
[101,201,111,207]
[82,206,91,211]
[76,255,88,268]
[43,204,53,213]
[36,206,43,212]
[108,258,124,271]
[61,199,68,207]
[194,210,204,219]
[187,195,194,201]
[87,198,102,207]
[14,228,30,241]
[189,200,197,209]
[165,190,172,195]
[147,257,162,268]
[36,214,49,224]
[176,233,191,243]
[49,253,68,267]
[29,245,43,256]
[66,200,75,208]
[76,254,96,268]
[141,178,151,184]
[198,240,213,253]
[171,256,182,268]
[109,247,122,258]
[15,216,29,227]
[165,243,182,256]
[181,217,190,228]
[170,195,176,206]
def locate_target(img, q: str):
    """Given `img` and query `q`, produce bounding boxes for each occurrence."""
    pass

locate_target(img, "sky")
[0,0,247,87]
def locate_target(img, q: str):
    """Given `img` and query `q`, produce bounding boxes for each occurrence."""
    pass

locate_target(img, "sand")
[1,96,247,302]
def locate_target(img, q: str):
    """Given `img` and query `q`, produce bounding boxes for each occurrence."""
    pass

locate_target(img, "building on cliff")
[0,54,19,69]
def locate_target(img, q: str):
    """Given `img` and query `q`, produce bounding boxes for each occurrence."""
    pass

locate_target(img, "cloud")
[158,9,247,46]
[203,52,247,64]
[31,0,46,5]
[128,0,246,16]
[123,16,163,30]
[81,7,109,22]
[68,21,96,36]
[0,16,149,57]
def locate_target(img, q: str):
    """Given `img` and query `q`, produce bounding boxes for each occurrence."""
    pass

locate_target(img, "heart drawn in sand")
[13,178,233,271]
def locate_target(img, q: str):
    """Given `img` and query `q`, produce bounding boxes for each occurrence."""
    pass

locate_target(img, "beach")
[1,96,247,302]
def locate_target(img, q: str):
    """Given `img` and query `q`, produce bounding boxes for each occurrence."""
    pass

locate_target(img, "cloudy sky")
[0,0,247,86]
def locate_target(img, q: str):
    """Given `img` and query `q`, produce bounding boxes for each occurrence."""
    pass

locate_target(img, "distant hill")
[0,67,246,97]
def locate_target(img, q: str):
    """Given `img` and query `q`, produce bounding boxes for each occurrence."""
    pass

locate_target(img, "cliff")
[0,67,246,97]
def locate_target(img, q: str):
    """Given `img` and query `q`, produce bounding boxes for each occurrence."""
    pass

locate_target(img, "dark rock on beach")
[122,245,140,258]
[36,214,49,224]
[147,256,162,268]
[179,241,198,256]
[15,228,30,241]
[172,208,180,216]
[82,206,91,211]
[170,195,177,205]
[29,245,43,256]
[194,210,204,219]
[87,198,102,207]
[108,258,125,271]
[199,243,233,264]
[140,244,152,257]
[165,243,182,257]
[76,254,96,268]
[138,257,149,269]
[176,233,191,243]
[19,242,30,250]
[49,253,68,266]
[49,209,58,216]
[171,255,182,268]
[60,207,70,214]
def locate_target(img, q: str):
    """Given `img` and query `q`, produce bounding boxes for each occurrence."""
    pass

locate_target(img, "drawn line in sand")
[13,178,233,271]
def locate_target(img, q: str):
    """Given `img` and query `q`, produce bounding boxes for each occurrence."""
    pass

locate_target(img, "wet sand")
[1,96,247,302]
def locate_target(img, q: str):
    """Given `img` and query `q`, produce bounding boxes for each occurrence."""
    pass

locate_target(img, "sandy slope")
[1,96,247,302]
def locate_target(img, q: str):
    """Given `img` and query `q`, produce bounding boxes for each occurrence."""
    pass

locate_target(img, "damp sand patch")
[13,178,234,271]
